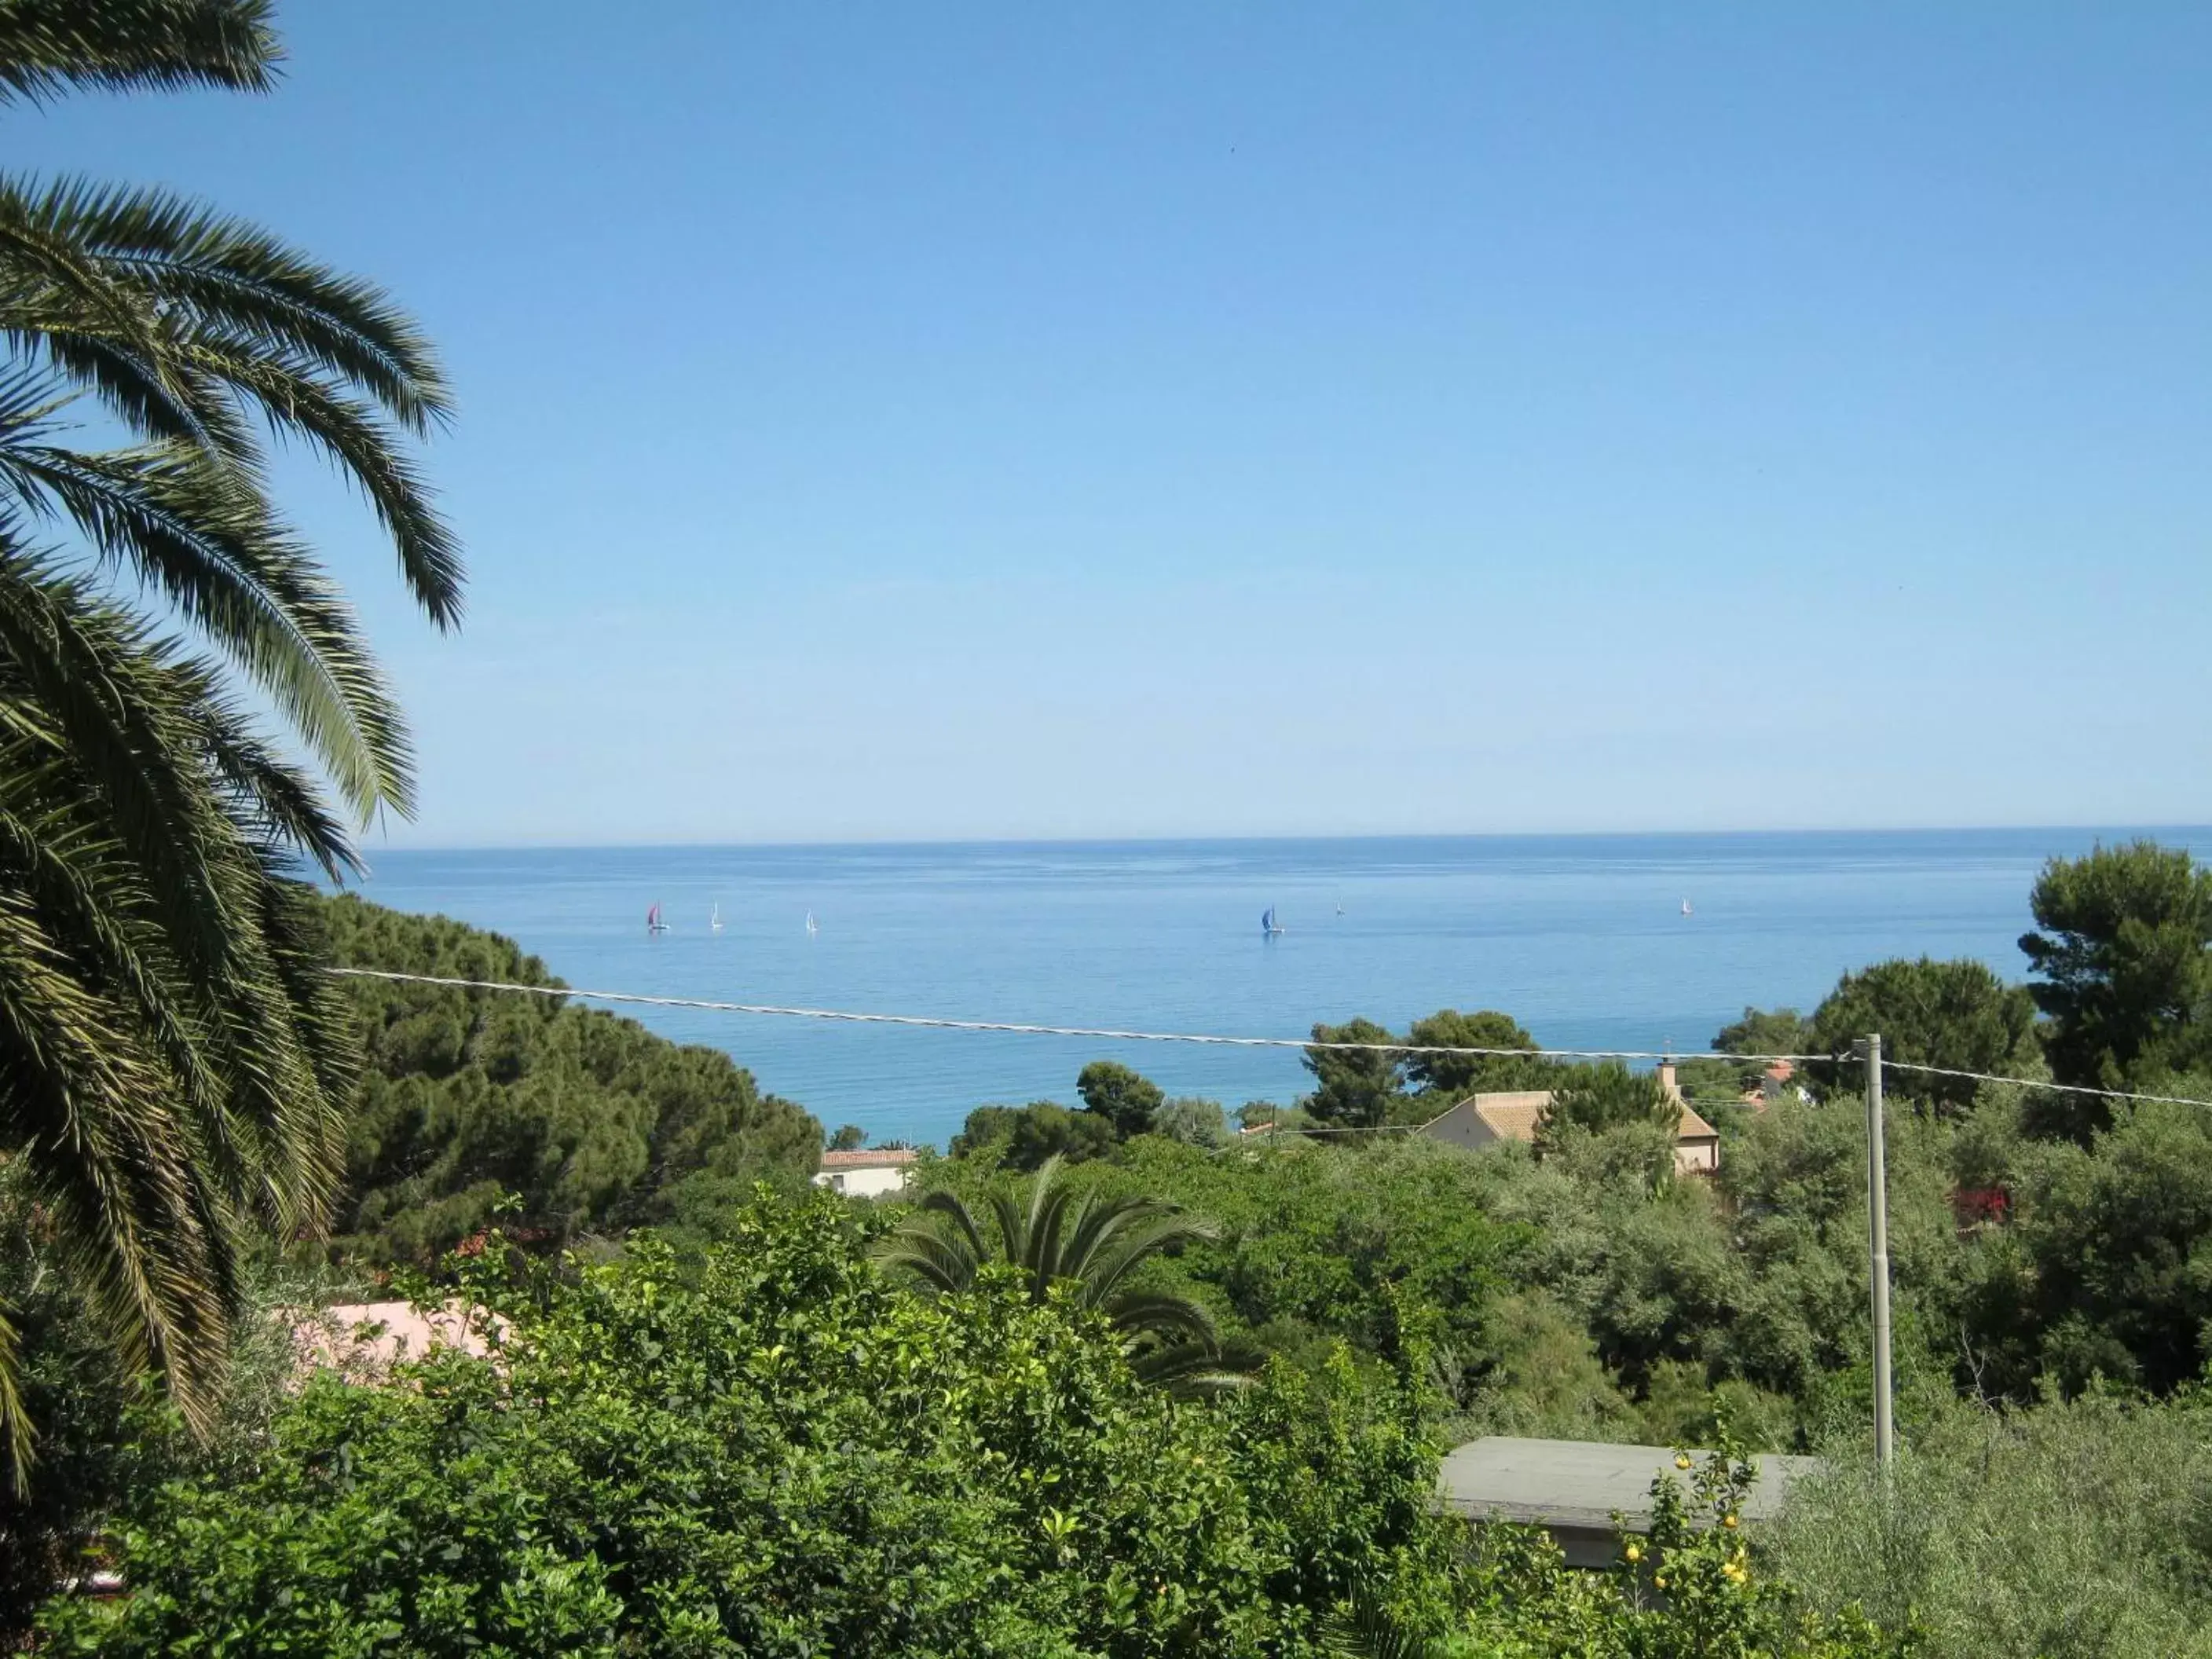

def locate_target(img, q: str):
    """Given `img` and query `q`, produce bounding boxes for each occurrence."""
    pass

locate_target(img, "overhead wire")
[324,969,1830,1061]
[1873,1058,2212,1111]
[325,967,2212,1114]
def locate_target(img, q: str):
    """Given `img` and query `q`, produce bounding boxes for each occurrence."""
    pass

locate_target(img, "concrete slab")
[1436,1436,1826,1566]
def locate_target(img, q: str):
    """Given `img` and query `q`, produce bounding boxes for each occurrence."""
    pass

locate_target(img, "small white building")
[814,1147,918,1198]
[1419,1063,1721,1175]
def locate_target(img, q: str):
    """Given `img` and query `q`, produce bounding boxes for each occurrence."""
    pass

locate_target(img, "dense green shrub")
[1771,1389,2212,1659]
[0,1165,358,1640]
[1021,1137,1529,1392]
[1954,1097,2212,1396]
[324,895,820,1262]
[1077,1060,1165,1137]
[948,1099,1119,1170]
[42,1192,1454,1656]
[1805,957,2038,1115]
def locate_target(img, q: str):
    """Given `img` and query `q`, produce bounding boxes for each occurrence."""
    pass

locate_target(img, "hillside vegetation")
[24,844,2212,1655]
[323,895,822,1263]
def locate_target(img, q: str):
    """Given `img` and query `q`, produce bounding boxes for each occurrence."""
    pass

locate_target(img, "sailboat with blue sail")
[1261,906,1284,937]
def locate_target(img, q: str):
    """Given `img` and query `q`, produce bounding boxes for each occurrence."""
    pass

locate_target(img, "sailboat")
[1262,906,1284,938]
[1680,899,1694,917]
[804,910,819,936]
[710,903,723,932]
[646,903,669,933]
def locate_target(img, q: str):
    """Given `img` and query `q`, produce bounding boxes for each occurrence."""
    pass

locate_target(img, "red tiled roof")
[819,1148,920,1170]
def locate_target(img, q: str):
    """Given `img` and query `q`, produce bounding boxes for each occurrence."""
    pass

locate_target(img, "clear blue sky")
[19,3,2212,844]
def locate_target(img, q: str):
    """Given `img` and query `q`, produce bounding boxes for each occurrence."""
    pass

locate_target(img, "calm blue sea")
[347,830,2212,1147]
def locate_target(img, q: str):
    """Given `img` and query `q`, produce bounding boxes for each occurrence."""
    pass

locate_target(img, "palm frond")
[0,436,414,815]
[33,176,451,434]
[1126,1339,1263,1402]
[869,1227,978,1296]
[1075,1211,1220,1308]
[0,0,279,104]
[1315,1580,1442,1659]
[914,1187,989,1265]
[1101,1290,1221,1348]
[873,1158,1249,1399]
[0,540,353,1460]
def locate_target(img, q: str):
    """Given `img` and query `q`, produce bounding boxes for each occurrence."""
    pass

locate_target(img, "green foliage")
[0,565,360,1463]
[950,1100,1118,1171]
[826,1123,866,1151]
[1238,1099,1310,1133]
[324,895,820,1263]
[0,0,459,1471]
[1771,1390,2212,1659]
[1077,1060,1166,1138]
[1674,1053,1757,1105]
[1540,1062,1677,1142]
[1715,1007,1814,1057]
[874,1155,1260,1397]
[1328,1452,1909,1658]
[1027,1138,1525,1404]
[0,0,277,105]
[1806,958,2038,1115]
[0,3,460,822]
[1155,1095,1232,1148]
[1402,1009,1544,1099]
[0,1158,362,1639]
[1956,1099,2212,1397]
[2020,840,2212,1115]
[43,1192,1453,1655]
[1304,1019,1404,1128]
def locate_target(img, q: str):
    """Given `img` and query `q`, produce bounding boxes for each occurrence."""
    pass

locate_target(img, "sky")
[15,3,2212,844]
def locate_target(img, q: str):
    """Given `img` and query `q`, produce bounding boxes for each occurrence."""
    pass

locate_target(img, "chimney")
[1657,1060,1679,1099]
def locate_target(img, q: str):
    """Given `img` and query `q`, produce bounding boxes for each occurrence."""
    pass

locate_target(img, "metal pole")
[1864,1033,1895,1467]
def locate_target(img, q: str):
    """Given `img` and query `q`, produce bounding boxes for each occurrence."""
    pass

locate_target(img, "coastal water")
[350,830,2212,1147]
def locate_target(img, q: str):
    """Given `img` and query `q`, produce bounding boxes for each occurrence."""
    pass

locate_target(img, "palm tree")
[0,0,460,1478]
[873,1157,1262,1399]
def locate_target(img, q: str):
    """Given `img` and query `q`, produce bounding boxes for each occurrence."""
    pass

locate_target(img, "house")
[1419,1062,1720,1174]
[814,1147,918,1197]
[1435,1436,1823,1566]
[1745,1059,1811,1113]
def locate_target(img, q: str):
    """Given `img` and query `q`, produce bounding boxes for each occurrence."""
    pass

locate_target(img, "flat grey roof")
[1436,1436,1825,1533]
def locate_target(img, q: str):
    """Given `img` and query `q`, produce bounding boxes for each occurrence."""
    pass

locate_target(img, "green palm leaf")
[0,0,278,104]
[873,1159,1263,1398]
[0,0,434,1489]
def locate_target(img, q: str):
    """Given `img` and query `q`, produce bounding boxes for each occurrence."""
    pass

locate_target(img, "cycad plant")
[0,0,460,1478]
[873,1156,1262,1399]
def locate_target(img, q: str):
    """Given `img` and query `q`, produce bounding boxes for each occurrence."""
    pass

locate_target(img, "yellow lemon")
[1624,1544,1642,1563]
[1654,1575,1668,1589]
[1722,1514,1739,1529]
[1674,1454,1692,1470]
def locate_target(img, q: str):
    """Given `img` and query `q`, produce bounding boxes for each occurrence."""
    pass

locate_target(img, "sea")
[347,829,2212,1148]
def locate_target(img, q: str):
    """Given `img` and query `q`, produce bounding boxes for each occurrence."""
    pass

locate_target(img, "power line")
[324,969,1829,1062]
[326,967,2212,1112]
[1875,1057,2212,1111]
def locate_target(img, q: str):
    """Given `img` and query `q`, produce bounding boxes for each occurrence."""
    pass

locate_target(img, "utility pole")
[1862,1034,1895,1467]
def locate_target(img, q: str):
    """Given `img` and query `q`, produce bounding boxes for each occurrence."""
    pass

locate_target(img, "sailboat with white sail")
[710,903,723,932]
[805,911,819,936]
